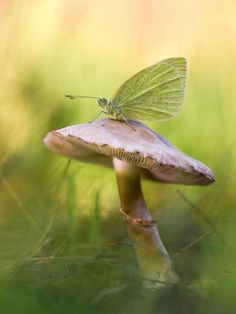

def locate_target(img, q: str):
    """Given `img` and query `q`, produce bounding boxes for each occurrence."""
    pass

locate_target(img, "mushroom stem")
[113,157,179,288]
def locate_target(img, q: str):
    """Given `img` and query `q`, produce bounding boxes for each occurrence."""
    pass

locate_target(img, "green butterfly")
[66,57,187,122]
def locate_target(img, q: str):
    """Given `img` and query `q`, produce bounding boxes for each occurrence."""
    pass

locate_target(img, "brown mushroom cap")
[44,118,215,185]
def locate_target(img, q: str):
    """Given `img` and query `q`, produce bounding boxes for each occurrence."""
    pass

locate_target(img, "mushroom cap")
[44,118,215,185]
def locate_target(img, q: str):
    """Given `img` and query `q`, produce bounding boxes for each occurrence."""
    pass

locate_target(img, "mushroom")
[44,118,214,288]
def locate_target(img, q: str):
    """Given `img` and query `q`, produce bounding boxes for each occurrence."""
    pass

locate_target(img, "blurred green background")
[0,0,235,313]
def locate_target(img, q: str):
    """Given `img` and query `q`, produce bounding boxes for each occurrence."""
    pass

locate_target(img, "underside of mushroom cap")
[44,118,215,185]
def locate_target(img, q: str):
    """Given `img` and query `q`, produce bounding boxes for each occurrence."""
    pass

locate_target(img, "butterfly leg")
[89,111,108,123]
[121,114,136,131]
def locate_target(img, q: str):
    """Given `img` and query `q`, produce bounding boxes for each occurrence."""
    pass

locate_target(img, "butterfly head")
[98,98,110,108]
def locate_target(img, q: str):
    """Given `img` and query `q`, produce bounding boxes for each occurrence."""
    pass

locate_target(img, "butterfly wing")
[112,57,187,121]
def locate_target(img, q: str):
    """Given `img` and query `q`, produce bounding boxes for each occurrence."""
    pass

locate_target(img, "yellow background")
[0,1,235,312]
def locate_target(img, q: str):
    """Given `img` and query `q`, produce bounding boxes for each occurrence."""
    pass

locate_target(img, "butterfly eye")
[98,99,103,107]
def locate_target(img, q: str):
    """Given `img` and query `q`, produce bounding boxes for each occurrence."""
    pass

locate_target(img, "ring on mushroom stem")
[119,208,156,227]
[44,118,215,289]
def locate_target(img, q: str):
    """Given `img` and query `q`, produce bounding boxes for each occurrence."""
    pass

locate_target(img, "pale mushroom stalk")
[113,157,178,287]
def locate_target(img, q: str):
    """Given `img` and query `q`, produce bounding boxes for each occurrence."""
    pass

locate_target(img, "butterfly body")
[98,98,125,120]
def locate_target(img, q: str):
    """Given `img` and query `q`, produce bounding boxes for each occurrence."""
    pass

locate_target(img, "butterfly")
[65,57,187,123]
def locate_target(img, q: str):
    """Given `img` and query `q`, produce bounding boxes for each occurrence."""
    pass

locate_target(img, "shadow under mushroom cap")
[44,118,215,186]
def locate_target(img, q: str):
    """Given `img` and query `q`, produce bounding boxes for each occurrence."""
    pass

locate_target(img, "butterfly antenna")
[65,95,101,100]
